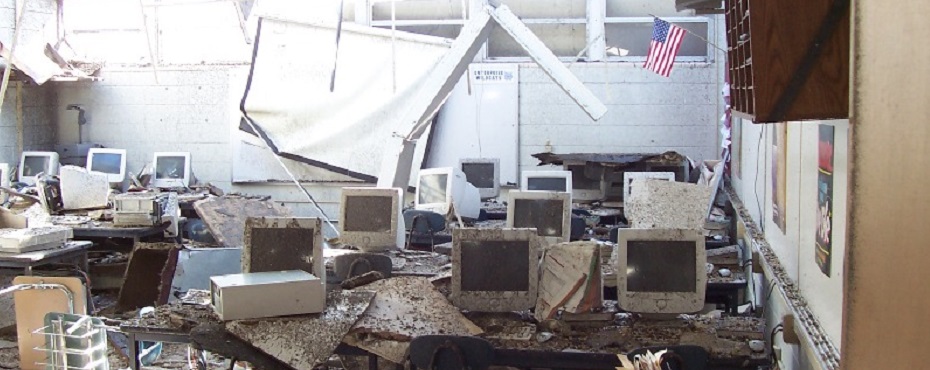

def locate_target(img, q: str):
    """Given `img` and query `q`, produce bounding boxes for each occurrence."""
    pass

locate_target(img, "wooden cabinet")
[725,0,849,123]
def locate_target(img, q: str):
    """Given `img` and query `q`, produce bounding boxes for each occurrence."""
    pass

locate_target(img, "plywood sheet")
[193,196,292,248]
[225,290,375,370]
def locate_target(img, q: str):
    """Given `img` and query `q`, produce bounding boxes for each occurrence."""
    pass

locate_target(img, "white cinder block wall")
[518,63,720,175]
[0,82,58,166]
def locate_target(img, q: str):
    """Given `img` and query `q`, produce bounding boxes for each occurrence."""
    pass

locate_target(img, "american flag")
[644,18,686,77]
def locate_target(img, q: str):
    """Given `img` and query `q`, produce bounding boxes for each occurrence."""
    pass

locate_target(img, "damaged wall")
[731,118,849,370]
[0,81,58,166]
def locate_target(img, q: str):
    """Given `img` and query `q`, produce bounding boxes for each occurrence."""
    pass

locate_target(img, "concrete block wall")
[53,67,242,189]
[518,63,722,173]
[0,81,58,167]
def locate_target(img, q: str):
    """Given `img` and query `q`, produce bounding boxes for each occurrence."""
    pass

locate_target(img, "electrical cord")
[770,323,785,364]
[754,125,766,234]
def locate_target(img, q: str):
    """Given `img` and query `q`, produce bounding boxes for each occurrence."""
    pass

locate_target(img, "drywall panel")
[797,120,847,347]
[428,64,520,186]
[844,0,930,368]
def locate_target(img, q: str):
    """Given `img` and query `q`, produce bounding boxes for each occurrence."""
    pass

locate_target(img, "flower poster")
[815,124,835,277]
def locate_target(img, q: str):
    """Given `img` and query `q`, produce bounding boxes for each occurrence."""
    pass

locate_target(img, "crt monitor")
[152,152,192,188]
[18,151,60,185]
[243,217,325,285]
[415,167,481,219]
[615,228,707,315]
[451,227,541,312]
[339,187,405,252]
[565,164,603,203]
[506,190,571,245]
[86,148,128,184]
[459,158,500,200]
[520,170,573,193]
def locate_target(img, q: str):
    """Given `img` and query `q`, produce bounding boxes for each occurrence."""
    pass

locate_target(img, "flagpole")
[648,14,728,54]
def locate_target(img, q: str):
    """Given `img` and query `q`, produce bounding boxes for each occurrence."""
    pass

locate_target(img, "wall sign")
[816,124,835,277]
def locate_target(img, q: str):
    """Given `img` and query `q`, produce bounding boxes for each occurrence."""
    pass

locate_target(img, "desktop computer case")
[210,270,325,321]
[113,193,168,227]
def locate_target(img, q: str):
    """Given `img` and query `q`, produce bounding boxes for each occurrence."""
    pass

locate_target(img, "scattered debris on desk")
[225,290,375,370]
[193,195,292,248]
[345,276,483,364]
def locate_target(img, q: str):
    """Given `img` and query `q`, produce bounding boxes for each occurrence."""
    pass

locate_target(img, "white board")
[427,64,519,186]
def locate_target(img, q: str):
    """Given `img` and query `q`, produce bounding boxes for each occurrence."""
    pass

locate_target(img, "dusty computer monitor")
[520,170,573,193]
[451,228,541,311]
[565,164,603,203]
[459,158,500,200]
[415,167,481,219]
[152,152,192,188]
[506,190,571,244]
[339,187,404,252]
[18,151,60,186]
[616,228,707,315]
[86,148,128,185]
[622,172,675,202]
[243,217,325,285]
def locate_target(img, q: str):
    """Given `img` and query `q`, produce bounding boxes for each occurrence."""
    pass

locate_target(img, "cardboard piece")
[193,196,292,248]
[13,276,87,370]
[535,241,602,320]
[624,180,714,230]
[59,165,110,211]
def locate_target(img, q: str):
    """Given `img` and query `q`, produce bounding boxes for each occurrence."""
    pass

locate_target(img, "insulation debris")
[193,196,292,248]
[624,179,714,230]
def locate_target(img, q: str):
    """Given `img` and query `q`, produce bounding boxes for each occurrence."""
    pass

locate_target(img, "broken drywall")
[60,165,110,210]
[193,196,292,248]
[346,276,483,364]
[225,290,375,369]
[625,179,714,230]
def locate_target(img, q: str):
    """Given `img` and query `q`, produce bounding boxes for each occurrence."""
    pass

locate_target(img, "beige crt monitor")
[506,190,571,245]
[339,187,405,252]
[520,170,572,193]
[459,158,500,200]
[451,228,541,312]
[616,228,707,315]
[565,164,603,202]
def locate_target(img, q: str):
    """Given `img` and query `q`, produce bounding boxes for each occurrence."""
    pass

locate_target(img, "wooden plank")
[192,196,292,248]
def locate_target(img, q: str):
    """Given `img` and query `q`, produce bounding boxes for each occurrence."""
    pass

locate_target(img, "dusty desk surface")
[0,240,93,262]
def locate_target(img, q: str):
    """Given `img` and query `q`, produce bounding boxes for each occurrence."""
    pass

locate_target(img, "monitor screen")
[247,227,316,274]
[512,198,564,237]
[570,166,599,190]
[22,156,50,177]
[344,195,393,232]
[418,173,447,204]
[527,177,567,192]
[461,163,495,189]
[460,240,530,291]
[156,156,187,179]
[626,240,697,292]
[90,153,123,174]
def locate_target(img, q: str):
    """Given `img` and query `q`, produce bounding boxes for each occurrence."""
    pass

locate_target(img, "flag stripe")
[644,19,685,77]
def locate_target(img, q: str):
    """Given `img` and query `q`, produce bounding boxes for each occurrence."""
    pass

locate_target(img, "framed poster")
[815,124,835,276]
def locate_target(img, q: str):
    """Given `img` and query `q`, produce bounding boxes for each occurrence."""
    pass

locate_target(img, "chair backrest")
[332,252,393,281]
[404,209,447,234]
[409,335,494,370]
[627,345,708,370]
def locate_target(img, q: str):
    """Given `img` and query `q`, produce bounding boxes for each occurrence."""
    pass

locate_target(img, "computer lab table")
[0,241,93,275]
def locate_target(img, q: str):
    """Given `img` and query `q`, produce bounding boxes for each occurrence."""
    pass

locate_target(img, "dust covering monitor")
[339,187,405,252]
[615,228,707,315]
[506,190,571,245]
[520,170,573,193]
[152,152,191,188]
[451,228,541,312]
[86,148,128,185]
[415,167,481,219]
[18,151,60,185]
[459,158,500,200]
[565,164,603,202]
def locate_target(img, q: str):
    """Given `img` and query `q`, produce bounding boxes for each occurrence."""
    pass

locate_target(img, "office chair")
[409,335,494,370]
[403,209,447,250]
